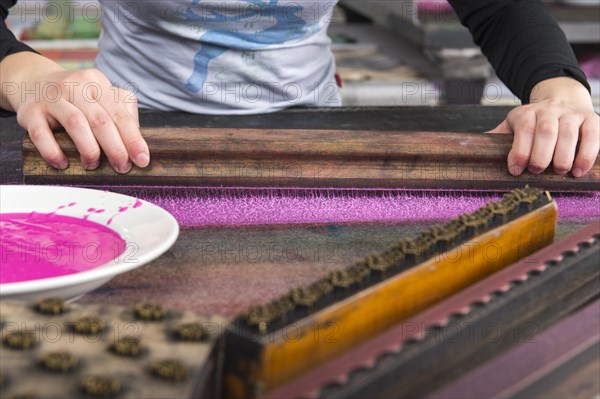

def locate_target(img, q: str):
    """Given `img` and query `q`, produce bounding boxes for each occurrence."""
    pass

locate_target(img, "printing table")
[1,106,598,398]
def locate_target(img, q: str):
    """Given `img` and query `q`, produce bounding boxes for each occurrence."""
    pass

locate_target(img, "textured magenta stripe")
[108,188,599,227]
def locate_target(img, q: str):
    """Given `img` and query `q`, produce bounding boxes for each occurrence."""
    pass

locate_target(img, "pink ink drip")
[0,213,126,284]
[48,202,77,216]
[83,208,106,220]
[106,199,142,225]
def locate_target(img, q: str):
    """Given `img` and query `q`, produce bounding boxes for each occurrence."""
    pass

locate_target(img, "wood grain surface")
[22,128,600,190]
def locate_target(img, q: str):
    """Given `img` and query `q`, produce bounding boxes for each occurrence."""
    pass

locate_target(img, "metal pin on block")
[2,330,37,350]
[33,298,67,316]
[109,337,145,357]
[80,375,121,397]
[134,303,167,321]
[69,316,105,335]
[39,351,79,373]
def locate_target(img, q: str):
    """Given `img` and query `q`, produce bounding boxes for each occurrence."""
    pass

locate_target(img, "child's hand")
[1,52,149,173]
[488,77,599,178]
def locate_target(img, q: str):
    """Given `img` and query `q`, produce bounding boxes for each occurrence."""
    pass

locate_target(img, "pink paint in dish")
[0,212,126,284]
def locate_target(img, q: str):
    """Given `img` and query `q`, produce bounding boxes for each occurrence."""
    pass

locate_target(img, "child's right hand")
[0,52,149,173]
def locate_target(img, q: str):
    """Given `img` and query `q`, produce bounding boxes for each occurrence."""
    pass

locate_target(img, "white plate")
[0,185,179,301]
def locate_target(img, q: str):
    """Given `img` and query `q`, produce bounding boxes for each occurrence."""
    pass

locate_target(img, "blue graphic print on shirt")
[181,0,320,93]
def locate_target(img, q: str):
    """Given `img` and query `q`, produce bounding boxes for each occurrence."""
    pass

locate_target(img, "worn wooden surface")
[267,220,599,399]
[22,127,600,190]
[306,222,600,399]
[224,196,559,398]
[428,301,600,399]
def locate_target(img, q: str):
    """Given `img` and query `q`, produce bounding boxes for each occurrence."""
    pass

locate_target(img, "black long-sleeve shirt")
[0,0,591,106]
[447,0,589,102]
[0,0,35,60]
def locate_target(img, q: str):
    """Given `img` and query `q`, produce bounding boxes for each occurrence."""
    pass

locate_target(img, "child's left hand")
[488,77,599,178]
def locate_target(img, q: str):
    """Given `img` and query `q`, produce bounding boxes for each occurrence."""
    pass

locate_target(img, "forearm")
[448,0,590,103]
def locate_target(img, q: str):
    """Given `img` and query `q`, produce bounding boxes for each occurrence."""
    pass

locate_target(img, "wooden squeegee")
[222,187,559,398]
[22,129,599,190]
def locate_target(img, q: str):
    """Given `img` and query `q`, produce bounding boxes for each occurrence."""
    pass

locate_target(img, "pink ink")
[48,202,78,216]
[105,201,142,226]
[83,208,106,220]
[0,213,126,284]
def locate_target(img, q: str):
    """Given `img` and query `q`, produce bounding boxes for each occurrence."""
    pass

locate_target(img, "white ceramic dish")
[0,185,179,301]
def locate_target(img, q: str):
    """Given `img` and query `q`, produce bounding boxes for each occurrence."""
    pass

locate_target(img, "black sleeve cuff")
[523,65,591,104]
[1,21,38,117]
[1,21,37,61]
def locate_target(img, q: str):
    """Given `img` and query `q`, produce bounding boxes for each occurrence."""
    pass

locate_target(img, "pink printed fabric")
[110,187,600,228]
[416,0,454,12]
[578,54,600,79]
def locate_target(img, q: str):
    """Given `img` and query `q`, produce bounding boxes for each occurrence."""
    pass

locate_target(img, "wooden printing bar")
[268,220,598,399]
[223,188,559,398]
[23,129,599,190]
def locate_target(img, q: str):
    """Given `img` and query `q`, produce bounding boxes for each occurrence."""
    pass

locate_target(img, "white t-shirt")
[96,0,341,114]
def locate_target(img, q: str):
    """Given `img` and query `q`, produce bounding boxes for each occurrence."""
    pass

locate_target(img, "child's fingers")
[120,88,140,127]
[18,105,68,170]
[46,99,102,170]
[506,110,536,176]
[67,93,131,173]
[552,115,582,175]
[485,120,510,134]
[109,89,150,168]
[103,88,148,168]
[572,114,600,178]
[528,114,559,174]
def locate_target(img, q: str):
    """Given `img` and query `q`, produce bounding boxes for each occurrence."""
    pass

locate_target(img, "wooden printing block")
[22,128,600,191]
[0,300,227,398]
[222,188,559,398]
[265,221,600,399]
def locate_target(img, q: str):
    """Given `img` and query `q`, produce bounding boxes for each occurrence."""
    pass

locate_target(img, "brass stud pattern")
[245,296,294,332]
[290,287,321,307]
[109,337,145,357]
[173,323,205,342]
[134,303,167,321]
[33,298,67,315]
[70,316,105,335]
[2,330,37,350]
[39,351,78,372]
[330,270,354,288]
[238,187,548,330]
[80,375,120,396]
[150,359,188,382]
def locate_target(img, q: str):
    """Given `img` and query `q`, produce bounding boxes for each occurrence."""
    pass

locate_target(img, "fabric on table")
[107,187,600,227]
